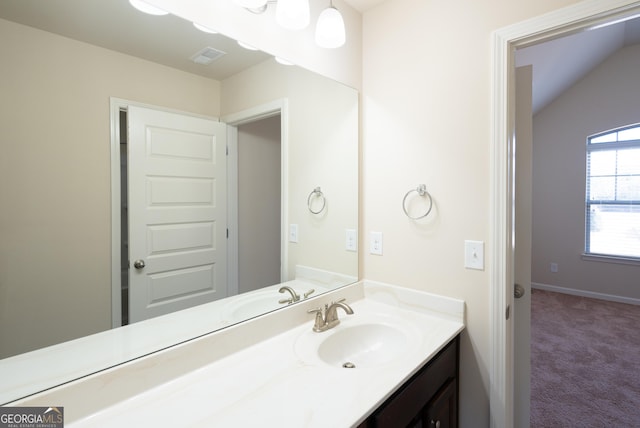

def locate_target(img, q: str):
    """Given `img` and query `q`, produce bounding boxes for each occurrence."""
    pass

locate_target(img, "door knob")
[514,283,525,299]
[133,259,146,269]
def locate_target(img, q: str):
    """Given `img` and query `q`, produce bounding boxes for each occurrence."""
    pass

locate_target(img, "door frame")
[490,0,640,425]
[109,98,221,328]
[221,99,289,297]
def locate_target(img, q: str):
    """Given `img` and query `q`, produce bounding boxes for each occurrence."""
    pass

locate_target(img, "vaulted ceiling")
[516,17,640,114]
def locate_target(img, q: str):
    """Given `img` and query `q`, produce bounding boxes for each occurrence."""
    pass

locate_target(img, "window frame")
[584,124,640,263]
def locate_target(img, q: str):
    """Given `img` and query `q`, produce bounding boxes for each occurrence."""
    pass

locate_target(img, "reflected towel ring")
[402,184,433,220]
[307,187,326,214]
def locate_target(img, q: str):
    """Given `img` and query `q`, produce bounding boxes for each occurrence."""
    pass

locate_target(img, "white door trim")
[222,99,289,292]
[491,1,640,426]
[490,1,640,426]
[109,97,220,328]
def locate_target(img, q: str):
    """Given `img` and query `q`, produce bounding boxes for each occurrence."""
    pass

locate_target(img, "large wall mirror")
[0,0,358,404]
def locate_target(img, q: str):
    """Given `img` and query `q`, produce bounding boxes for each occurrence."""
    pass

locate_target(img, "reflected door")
[128,106,227,323]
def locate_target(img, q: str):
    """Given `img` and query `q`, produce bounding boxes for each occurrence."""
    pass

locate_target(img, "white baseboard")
[532,282,640,306]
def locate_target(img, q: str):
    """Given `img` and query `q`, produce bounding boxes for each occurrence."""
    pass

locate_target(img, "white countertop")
[1,264,351,405]
[13,281,464,427]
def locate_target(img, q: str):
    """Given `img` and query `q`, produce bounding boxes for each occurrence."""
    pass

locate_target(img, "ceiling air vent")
[190,47,226,65]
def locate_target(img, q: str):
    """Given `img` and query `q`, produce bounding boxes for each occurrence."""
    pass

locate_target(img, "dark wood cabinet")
[357,335,459,428]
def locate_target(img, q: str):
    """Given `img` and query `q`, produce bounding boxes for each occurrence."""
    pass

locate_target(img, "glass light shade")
[237,41,259,51]
[276,0,310,30]
[193,22,218,34]
[235,0,269,8]
[315,7,346,48]
[275,57,295,65]
[128,0,169,15]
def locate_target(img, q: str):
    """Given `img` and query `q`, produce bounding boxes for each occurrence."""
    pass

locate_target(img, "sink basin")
[295,313,421,369]
[222,291,284,321]
[317,323,408,368]
[222,284,323,321]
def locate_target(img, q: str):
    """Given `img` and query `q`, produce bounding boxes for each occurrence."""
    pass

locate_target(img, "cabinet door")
[372,337,458,428]
[424,379,457,428]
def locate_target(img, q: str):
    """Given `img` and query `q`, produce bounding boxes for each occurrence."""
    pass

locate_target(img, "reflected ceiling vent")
[190,47,226,65]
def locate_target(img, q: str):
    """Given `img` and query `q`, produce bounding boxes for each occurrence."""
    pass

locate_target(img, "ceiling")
[0,0,271,80]
[1,0,638,111]
[517,17,640,114]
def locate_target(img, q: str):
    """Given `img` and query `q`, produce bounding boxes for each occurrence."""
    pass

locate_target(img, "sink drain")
[342,362,356,369]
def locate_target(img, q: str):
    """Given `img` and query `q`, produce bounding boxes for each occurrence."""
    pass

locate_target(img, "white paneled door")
[128,106,227,323]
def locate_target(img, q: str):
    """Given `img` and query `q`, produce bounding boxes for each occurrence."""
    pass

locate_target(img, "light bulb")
[315,6,345,48]
[235,0,269,9]
[128,0,169,16]
[276,0,310,30]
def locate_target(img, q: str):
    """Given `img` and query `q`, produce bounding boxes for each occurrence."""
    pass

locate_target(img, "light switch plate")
[289,224,299,243]
[370,231,383,255]
[464,240,484,270]
[346,229,357,252]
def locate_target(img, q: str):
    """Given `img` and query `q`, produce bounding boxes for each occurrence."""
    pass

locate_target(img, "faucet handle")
[303,289,315,299]
[278,298,293,305]
[308,307,326,332]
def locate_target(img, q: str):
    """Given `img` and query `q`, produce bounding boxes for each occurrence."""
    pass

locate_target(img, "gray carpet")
[530,288,640,427]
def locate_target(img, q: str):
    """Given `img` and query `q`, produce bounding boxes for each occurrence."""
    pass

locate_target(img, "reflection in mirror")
[0,0,358,404]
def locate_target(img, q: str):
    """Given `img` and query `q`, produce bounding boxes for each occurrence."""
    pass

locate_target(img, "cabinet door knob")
[431,420,441,428]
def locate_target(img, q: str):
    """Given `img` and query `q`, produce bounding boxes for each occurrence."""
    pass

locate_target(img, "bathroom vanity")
[7,281,464,427]
[358,335,459,428]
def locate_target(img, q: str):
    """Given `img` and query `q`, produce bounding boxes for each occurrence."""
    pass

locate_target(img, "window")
[585,124,640,259]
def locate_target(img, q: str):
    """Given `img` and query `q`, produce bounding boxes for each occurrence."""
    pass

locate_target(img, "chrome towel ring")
[307,187,326,214]
[402,184,433,220]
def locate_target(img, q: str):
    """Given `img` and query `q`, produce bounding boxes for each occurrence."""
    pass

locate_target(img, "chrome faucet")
[278,286,300,305]
[308,299,354,332]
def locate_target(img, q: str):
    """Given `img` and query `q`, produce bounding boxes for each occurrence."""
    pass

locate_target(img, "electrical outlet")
[289,224,298,243]
[346,229,357,252]
[370,231,383,255]
[550,262,558,273]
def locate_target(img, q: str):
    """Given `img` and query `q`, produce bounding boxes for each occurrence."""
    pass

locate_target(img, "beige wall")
[532,44,640,300]
[154,0,640,426]
[361,0,585,426]
[0,18,220,358]
[237,116,282,293]
[221,60,359,281]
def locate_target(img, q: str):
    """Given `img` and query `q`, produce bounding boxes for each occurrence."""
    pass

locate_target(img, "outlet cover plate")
[346,229,357,252]
[370,231,383,255]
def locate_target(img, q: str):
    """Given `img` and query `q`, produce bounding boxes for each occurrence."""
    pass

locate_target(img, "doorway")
[223,99,289,298]
[490,2,640,426]
[236,116,282,294]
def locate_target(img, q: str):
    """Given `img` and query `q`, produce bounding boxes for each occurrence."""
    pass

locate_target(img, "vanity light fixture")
[315,1,345,48]
[275,57,295,65]
[276,0,310,30]
[128,0,168,16]
[237,40,259,51]
[236,0,269,9]
[193,22,218,34]
[234,0,346,48]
